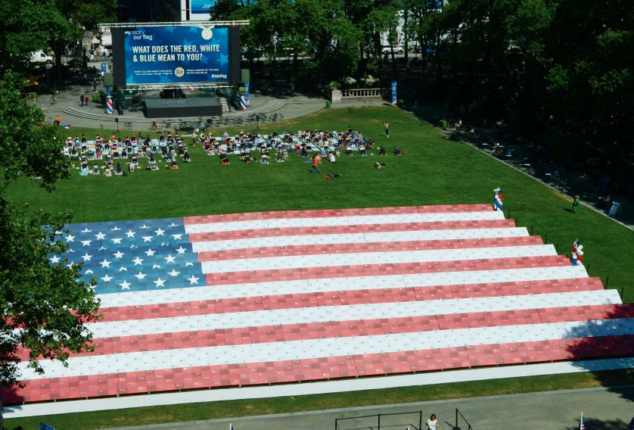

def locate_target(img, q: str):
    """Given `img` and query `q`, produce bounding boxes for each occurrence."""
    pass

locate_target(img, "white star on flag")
[111,226,121,231]
[187,275,200,285]
[66,262,74,269]
[118,267,128,272]
[186,262,194,267]
[100,259,111,268]
[165,255,176,263]
[153,278,166,288]
[152,264,161,269]
[125,230,136,238]
[142,236,153,242]
[145,249,156,257]
[81,240,92,247]
[135,272,147,280]
[50,255,60,264]
[113,251,125,259]
[176,246,186,254]
[140,224,149,229]
[155,228,165,236]
[133,257,144,266]
[172,234,183,240]
[119,281,132,290]
[81,228,92,233]
[85,269,94,274]
[82,253,92,262]
[65,235,75,242]
[112,238,123,244]
[168,269,180,277]
[101,274,113,282]
[95,232,106,240]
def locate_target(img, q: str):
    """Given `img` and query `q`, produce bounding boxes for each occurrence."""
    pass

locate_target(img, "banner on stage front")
[245,82,250,106]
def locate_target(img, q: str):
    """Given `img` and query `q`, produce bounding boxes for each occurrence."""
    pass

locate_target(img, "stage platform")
[143,98,223,119]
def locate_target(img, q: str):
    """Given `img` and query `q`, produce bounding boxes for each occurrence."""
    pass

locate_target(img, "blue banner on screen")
[391,81,397,105]
[123,26,229,85]
[245,82,250,106]
[191,0,216,15]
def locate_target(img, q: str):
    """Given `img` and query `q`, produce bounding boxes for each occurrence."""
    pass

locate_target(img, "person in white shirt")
[427,414,440,430]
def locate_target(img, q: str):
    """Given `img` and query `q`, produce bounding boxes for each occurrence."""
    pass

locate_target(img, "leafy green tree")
[0,71,100,387]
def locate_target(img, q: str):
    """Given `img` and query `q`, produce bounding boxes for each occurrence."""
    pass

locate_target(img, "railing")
[341,88,383,98]
[454,408,474,430]
[335,410,423,430]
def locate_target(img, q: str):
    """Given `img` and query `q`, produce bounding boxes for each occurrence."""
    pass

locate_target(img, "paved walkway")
[102,385,634,430]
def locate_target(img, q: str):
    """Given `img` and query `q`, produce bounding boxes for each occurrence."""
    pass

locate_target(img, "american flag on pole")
[3,204,634,404]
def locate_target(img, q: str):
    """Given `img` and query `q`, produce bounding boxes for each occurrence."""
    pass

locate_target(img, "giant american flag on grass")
[3,204,634,404]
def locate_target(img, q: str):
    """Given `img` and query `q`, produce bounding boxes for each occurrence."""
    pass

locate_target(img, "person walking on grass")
[384,122,390,138]
[311,153,321,173]
[572,194,580,213]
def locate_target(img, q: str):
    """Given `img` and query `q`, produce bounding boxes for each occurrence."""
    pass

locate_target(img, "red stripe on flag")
[96,277,607,323]
[183,205,495,225]
[204,255,572,285]
[8,335,634,404]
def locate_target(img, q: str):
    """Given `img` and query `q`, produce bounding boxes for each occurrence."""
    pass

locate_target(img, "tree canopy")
[0,71,100,387]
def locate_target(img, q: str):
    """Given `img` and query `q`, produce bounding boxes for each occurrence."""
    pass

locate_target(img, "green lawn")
[9,107,634,300]
[4,106,634,429]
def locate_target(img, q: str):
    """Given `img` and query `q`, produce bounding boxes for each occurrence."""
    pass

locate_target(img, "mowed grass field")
[5,106,634,430]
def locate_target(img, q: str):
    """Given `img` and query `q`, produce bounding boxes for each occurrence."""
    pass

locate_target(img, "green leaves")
[0,72,72,191]
[0,71,100,386]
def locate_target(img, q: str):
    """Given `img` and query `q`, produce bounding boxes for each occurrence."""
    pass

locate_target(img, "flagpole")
[579,412,584,430]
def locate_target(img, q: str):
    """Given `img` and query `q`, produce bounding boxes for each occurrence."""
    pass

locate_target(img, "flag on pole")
[2,204,634,405]
[240,95,247,111]
[244,82,250,106]
[105,96,113,115]
[391,81,397,105]
[579,412,584,430]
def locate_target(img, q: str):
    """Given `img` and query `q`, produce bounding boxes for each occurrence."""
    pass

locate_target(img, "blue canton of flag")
[53,218,204,295]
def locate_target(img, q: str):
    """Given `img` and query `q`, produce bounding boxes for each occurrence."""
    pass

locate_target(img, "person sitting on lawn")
[183,150,191,162]
[91,165,99,175]
[104,168,112,177]
[80,162,89,176]
[393,147,402,156]
[378,146,387,156]
[328,152,336,163]
[220,152,230,165]
[375,162,386,169]
[115,163,123,176]
[261,148,270,164]
[324,173,343,180]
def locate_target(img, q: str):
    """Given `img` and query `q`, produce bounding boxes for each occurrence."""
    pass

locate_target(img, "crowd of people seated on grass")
[193,127,376,165]
[67,131,191,176]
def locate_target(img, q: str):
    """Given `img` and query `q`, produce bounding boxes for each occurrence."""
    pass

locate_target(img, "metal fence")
[335,410,423,430]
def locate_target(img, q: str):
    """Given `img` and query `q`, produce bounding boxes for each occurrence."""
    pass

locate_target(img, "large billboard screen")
[112,25,240,87]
